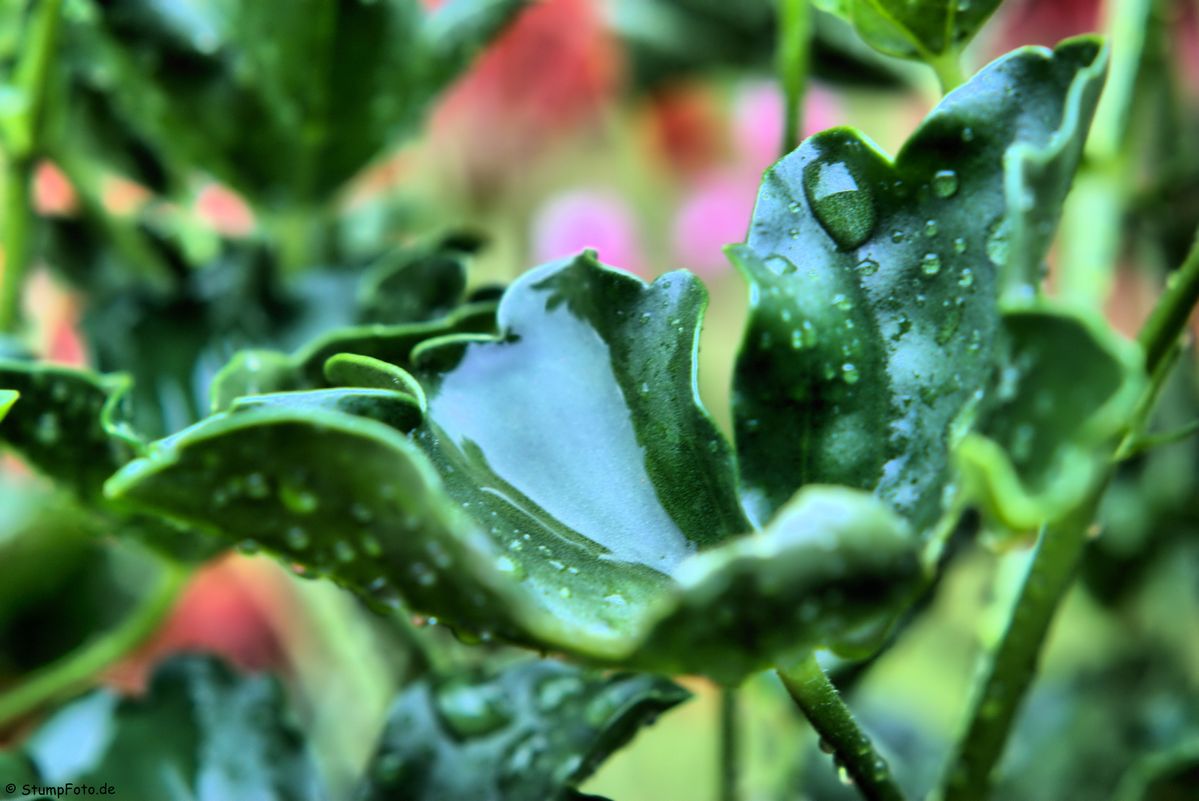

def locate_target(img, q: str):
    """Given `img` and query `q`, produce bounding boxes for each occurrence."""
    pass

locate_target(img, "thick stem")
[936,489,1103,801]
[0,561,186,727]
[779,656,907,801]
[719,686,741,801]
[776,0,810,155]
[1138,227,1199,376]
[937,224,1199,801]
[930,51,966,95]
[0,0,64,333]
[0,160,32,333]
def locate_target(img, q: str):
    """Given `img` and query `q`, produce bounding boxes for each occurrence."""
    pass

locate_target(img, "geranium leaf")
[0,361,140,500]
[356,659,687,801]
[109,254,926,681]
[230,388,425,433]
[6,656,324,801]
[814,0,1002,66]
[733,39,1109,537]
[635,486,921,683]
[957,306,1143,532]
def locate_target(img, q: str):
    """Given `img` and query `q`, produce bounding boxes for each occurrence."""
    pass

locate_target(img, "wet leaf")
[356,659,687,801]
[108,254,922,681]
[814,0,1002,66]
[0,361,139,500]
[0,389,16,423]
[5,656,324,801]
[733,39,1109,537]
[957,306,1144,532]
[77,0,529,204]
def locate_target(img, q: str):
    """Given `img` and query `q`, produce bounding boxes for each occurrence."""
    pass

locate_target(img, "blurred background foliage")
[0,0,1198,799]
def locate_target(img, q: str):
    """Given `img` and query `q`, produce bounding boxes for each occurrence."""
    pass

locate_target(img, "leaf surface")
[356,659,687,801]
[7,656,324,801]
[815,0,1001,65]
[733,39,1109,537]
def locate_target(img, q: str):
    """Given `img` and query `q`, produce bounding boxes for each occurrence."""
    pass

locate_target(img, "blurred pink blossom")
[195,183,255,237]
[532,190,645,274]
[733,82,842,172]
[671,171,757,278]
[669,83,841,277]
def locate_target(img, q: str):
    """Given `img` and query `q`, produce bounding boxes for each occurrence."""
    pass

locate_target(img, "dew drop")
[924,219,939,238]
[280,483,319,515]
[921,253,942,275]
[334,540,356,563]
[435,677,512,739]
[986,218,1011,266]
[841,363,860,384]
[932,169,959,198]
[285,526,310,550]
[856,257,879,276]
[953,236,968,254]
[958,268,975,288]
[802,156,876,250]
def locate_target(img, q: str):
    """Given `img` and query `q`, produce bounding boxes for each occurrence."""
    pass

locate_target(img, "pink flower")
[532,190,645,275]
[733,82,842,171]
[671,171,758,278]
[195,183,255,237]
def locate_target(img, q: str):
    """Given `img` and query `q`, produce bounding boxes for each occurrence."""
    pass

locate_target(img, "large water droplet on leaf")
[986,218,1011,266]
[803,158,876,250]
[932,170,959,198]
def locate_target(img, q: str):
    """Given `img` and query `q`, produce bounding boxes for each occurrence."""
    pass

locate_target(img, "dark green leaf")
[78,0,528,204]
[814,0,1001,65]
[8,655,324,801]
[1115,741,1199,801]
[231,388,424,433]
[358,245,470,325]
[733,39,1109,537]
[957,306,1143,531]
[0,361,139,500]
[356,659,687,801]
[108,254,921,681]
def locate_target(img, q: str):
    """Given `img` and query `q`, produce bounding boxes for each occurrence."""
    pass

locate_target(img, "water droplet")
[34,413,60,444]
[890,230,905,244]
[536,673,584,709]
[285,526,310,550]
[924,219,939,238]
[334,540,356,563]
[280,483,319,515]
[832,293,853,311]
[244,472,269,499]
[802,156,876,250]
[236,539,260,555]
[958,268,975,288]
[932,169,959,198]
[856,257,879,276]
[558,586,573,599]
[361,534,383,557]
[841,363,859,384]
[986,218,1011,266]
[962,126,975,142]
[435,677,513,739]
[953,236,968,254]
[921,253,942,275]
[495,554,526,580]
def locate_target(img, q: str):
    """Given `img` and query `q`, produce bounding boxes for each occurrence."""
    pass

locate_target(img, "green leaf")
[108,254,921,682]
[814,0,1001,68]
[356,659,687,801]
[231,388,424,433]
[0,389,16,423]
[7,655,324,801]
[1115,741,1199,801]
[76,0,529,204]
[357,243,471,325]
[956,306,1143,532]
[0,361,139,500]
[733,39,1109,537]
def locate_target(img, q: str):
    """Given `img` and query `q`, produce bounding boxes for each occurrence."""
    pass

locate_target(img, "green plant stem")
[930,51,966,95]
[719,686,741,801]
[776,0,810,155]
[779,656,907,801]
[0,0,64,333]
[937,224,1199,801]
[1138,227,1199,376]
[0,159,32,333]
[937,487,1104,801]
[0,561,186,727]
